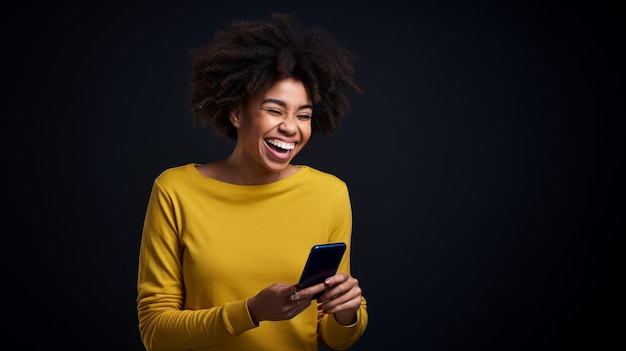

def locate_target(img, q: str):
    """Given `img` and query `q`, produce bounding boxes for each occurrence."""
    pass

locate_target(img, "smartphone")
[296,242,347,299]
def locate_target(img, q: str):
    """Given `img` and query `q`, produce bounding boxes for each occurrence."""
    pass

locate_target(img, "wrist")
[246,297,260,326]
[334,311,357,326]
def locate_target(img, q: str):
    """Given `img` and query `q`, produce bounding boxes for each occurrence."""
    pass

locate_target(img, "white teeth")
[267,139,295,150]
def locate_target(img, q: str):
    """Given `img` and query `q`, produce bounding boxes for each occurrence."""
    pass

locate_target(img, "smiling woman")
[136,12,368,351]
[218,78,314,180]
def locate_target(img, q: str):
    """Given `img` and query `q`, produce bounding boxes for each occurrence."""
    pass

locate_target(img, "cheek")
[247,117,276,135]
[299,123,312,142]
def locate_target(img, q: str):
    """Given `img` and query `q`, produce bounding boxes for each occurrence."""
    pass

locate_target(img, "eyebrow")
[261,98,313,111]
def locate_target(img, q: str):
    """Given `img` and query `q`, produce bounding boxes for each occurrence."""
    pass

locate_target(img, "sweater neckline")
[185,163,308,188]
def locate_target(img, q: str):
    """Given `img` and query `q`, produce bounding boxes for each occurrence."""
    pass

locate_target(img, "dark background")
[9,1,623,350]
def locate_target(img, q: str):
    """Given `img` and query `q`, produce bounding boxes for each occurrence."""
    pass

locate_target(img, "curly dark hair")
[188,12,362,139]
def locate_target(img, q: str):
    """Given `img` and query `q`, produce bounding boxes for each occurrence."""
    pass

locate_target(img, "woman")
[137,12,368,351]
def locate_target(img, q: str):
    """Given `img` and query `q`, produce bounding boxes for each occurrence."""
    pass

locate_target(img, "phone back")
[298,242,347,289]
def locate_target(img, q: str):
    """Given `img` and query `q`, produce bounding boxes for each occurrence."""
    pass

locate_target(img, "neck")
[222,153,296,185]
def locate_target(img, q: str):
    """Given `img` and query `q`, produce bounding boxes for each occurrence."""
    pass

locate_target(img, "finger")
[286,286,315,309]
[288,288,300,301]
[286,286,303,306]
[324,273,349,287]
[314,282,330,298]
[319,293,360,314]
[319,282,361,305]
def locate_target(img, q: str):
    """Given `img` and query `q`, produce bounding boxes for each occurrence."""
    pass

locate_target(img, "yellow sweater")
[137,164,368,351]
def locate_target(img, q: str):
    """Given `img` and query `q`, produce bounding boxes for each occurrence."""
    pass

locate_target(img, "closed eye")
[263,108,282,115]
[297,114,312,120]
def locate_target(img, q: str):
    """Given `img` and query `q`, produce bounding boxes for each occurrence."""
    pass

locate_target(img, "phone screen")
[297,242,346,298]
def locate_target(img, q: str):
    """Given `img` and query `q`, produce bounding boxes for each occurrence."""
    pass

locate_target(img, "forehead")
[258,78,312,104]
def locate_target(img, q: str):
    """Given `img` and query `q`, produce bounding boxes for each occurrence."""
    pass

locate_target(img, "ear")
[229,107,242,129]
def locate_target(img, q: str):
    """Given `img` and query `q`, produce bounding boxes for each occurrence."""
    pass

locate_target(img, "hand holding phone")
[296,242,346,299]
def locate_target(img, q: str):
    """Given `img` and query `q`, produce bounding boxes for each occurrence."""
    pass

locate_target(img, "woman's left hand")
[315,273,362,325]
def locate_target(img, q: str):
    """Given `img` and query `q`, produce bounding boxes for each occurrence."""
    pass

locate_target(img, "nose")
[278,115,297,134]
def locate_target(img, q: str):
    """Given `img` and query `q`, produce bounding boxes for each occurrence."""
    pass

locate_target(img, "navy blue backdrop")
[9,1,622,350]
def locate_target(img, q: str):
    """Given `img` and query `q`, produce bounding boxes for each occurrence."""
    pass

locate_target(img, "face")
[230,78,313,174]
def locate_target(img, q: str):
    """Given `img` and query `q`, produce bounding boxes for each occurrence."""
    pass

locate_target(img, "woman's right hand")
[247,283,311,324]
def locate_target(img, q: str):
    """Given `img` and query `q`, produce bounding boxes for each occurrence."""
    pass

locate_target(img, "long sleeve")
[318,297,369,350]
[317,185,369,350]
[137,179,258,351]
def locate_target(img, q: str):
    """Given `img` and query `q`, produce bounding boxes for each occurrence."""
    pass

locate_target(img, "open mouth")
[265,139,296,154]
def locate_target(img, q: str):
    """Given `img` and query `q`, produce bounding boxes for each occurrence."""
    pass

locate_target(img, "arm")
[316,184,369,350]
[318,296,369,350]
[136,179,257,351]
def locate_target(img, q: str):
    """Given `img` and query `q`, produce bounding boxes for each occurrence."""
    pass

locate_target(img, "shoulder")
[154,163,197,186]
[298,165,347,189]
